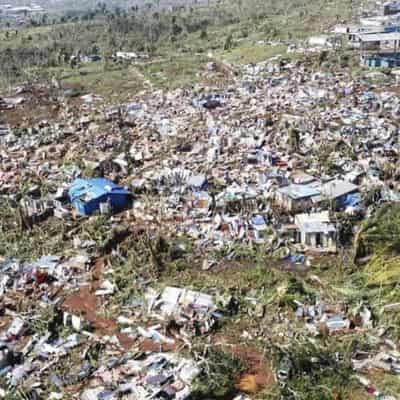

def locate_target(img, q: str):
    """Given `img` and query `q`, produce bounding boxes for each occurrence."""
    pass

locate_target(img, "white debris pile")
[146,287,222,336]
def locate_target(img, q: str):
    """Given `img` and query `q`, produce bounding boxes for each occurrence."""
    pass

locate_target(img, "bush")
[192,349,246,398]
[277,338,365,400]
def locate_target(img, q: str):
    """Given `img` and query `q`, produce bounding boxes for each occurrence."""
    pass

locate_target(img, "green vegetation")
[355,203,400,258]
[42,63,145,102]
[0,0,361,93]
[220,44,287,65]
[193,349,246,398]
[277,337,369,400]
[137,54,209,90]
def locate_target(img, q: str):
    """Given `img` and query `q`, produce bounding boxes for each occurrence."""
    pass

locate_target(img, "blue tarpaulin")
[284,254,305,264]
[342,193,361,207]
[68,178,132,216]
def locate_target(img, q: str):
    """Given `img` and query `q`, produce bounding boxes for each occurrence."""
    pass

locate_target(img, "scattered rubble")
[1,1,400,398]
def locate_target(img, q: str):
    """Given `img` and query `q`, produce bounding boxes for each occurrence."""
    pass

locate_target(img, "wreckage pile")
[1,1,400,398]
[2,60,399,257]
[0,251,235,399]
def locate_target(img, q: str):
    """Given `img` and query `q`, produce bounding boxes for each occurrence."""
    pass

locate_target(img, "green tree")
[289,125,301,153]
[224,34,233,50]
[200,29,208,40]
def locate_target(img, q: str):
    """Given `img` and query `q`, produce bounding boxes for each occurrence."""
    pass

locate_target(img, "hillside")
[1,0,400,400]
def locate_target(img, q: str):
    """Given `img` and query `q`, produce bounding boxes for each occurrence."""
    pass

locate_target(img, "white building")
[295,211,337,252]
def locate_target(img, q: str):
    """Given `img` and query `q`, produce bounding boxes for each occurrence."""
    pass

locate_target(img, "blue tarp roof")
[69,178,130,202]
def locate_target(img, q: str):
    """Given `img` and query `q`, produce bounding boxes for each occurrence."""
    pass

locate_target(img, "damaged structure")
[294,211,337,252]
[68,178,132,216]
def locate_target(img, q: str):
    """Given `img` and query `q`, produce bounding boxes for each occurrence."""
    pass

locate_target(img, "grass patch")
[138,54,209,90]
[220,43,288,65]
[29,63,145,103]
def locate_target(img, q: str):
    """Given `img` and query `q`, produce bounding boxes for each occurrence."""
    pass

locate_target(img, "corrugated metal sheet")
[358,32,400,42]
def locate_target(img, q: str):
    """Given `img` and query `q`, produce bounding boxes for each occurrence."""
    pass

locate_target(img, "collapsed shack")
[0,245,247,399]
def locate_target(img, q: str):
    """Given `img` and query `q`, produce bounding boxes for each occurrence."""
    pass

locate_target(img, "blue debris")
[284,253,305,264]
[342,193,362,207]
[251,215,267,226]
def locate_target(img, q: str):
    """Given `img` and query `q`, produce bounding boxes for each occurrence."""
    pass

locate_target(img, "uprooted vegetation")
[354,203,400,298]
[355,203,400,260]
[274,337,369,400]
[192,349,247,399]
